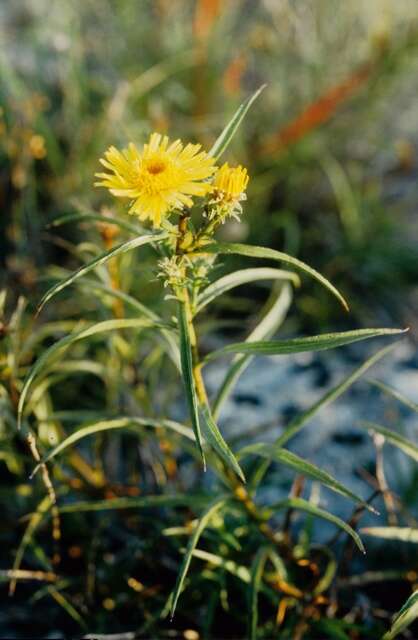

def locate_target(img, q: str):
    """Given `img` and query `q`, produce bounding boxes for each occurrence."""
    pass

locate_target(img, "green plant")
[10,90,418,638]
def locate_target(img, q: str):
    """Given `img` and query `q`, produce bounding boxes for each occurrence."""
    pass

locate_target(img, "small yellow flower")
[95,133,217,227]
[212,162,249,201]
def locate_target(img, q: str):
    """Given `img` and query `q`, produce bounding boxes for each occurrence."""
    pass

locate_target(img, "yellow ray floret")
[212,163,249,201]
[95,133,217,227]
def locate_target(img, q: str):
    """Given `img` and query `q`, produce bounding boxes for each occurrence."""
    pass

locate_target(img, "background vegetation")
[1,1,418,638]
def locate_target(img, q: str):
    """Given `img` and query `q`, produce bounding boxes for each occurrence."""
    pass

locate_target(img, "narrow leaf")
[30,416,194,476]
[200,404,245,482]
[59,494,210,514]
[47,212,143,235]
[209,85,266,159]
[203,241,349,310]
[361,527,418,543]
[383,591,418,640]
[37,232,167,313]
[213,283,292,419]
[205,328,405,363]
[265,498,365,553]
[249,547,270,640]
[178,301,205,465]
[169,497,229,619]
[369,379,418,414]
[18,318,160,428]
[240,444,375,512]
[196,267,299,313]
[359,421,418,462]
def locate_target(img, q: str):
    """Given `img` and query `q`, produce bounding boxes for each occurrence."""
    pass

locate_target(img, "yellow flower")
[212,163,249,201]
[95,133,217,227]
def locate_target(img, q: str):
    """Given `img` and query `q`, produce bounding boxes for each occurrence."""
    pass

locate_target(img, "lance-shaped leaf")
[202,241,349,310]
[18,318,164,429]
[250,342,403,491]
[264,497,365,553]
[169,497,229,619]
[30,416,194,476]
[196,267,299,313]
[205,328,405,363]
[213,283,292,419]
[359,421,418,462]
[239,444,376,512]
[37,231,167,313]
[209,85,266,159]
[383,591,418,640]
[200,404,245,482]
[369,379,418,414]
[178,301,205,465]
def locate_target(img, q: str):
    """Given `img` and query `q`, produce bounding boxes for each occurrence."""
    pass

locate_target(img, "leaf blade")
[203,241,349,310]
[200,404,245,482]
[209,85,266,159]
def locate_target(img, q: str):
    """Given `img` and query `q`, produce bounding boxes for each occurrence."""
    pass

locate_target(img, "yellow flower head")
[95,133,217,227]
[212,163,249,201]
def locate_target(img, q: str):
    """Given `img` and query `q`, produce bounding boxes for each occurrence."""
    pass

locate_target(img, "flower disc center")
[146,160,167,175]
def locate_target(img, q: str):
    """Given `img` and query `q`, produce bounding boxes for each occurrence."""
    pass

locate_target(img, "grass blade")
[265,497,365,553]
[361,527,418,543]
[37,231,167,313]
[203,241,349,310]
[30,416,194,476]
[383,591,418,640]
[359,421,418,462]
[59,494,210,514]
[178,301,205,465]
[196,267,299,313]
[249,547,270,640]
[205,328,405,362]
[369,379,418,414]
[47,211,143,235]
[240,444,375,512]
[18,318,161,428]
[200,404,245,482]
[209,85,266,159]
[169,497,229,619]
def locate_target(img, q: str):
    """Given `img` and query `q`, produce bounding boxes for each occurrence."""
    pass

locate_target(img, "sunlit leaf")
[209,85,266,159]
[359,421,418,462]
[361,527,418,543]
[264,497,365,553]
[205,328,404,362]
[196,267,299,313]
[200,404,245,482]
[37,231,167,313]
[178,301,205,465]
[383,591,418,640]
[202,241,349,310]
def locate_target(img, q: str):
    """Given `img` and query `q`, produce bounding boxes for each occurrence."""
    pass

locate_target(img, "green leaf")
[169,497,229,619]
[30,416,194,476]
[203,241,349,311]
[18,318,162,429]
[359,421,418,462]
[383,590,418,640]
[369,379,418,414]
[47,212,143,235]
[209,85,266,159]
[178,301,205,465]
[37,231,167,313]
[240,444,375,512]
[249,547,270,640]
[360,527,418,543]
[264,498,365,553]
[196,267,299,313]
[200,404,245,482]
[59,494,210,514]
[205,328,405,362]
[213,283,292,419]
[190,548,251,584]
